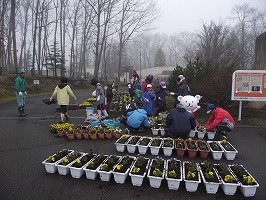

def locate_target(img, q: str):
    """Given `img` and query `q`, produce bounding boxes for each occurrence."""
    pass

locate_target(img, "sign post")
[33,80,40,94]
[231,70,266,121]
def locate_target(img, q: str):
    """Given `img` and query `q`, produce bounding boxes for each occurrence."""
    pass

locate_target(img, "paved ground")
[0,91,265,200]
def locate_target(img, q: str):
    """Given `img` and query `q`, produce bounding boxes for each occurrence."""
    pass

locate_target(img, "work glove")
[97,95,100,101]
[50,97,53,101]
[25,91,27,95]
[169,92,176,96]
[144,98,149,103]
[18,91,22,96]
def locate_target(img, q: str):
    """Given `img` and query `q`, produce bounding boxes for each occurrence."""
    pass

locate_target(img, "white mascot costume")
[177,95,201,126]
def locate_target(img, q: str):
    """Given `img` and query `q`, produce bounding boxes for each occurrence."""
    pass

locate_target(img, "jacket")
[166,104,196,139]
[174,82,188,96]
[95,83,105,105]
[155,86,166,108]
[127,109,150,128]
[51,83,76,106]
[15,76,26,92]
[204,107,235,131]
[142,91,155,116]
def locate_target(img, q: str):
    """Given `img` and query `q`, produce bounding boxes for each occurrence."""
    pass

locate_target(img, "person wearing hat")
[141,74,153,94]
[50,77,77,123]
[142,83,155,116]
[155,81,168,116]
[172,76,189,108]
[15,69,27,117]
[126,99,150,132]
[178,75,191,95]
[204,104,235,137]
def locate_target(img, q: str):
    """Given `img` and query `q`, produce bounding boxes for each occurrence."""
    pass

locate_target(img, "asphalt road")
[0,91,265,200]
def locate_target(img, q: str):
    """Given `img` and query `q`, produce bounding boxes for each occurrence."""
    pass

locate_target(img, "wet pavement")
[0,91,265,200]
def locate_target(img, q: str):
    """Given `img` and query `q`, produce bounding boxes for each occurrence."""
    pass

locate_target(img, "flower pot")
[115,135,130,152]
[114,133,121,139]
[229,164,259,197]
[159,128,165,137]
[162,138,174,156]
[75,133,82,139]
[207,141,224,160]
[207,131,216,140]
[129,157,150,186]
[82,133,89,139]
[183,161,201,192]
[147,158,166,188]
[97,155,121,182]
[197,131,205,139]
[197,140,210,159]
[189,130,196,137]
[42,149,74,173]
[149,138,163,155]
[67,133,75,140]
[175,139,187,158]
[137,137,152,154]
[126,136,141,153]
[219,141,238,160]
[57,130,65,137]
[151,128,159,136]
[113,156,136,184]
[105,133,113,139]
[165,159,182,190]
[89,133,97,140]
[98,132,105,140]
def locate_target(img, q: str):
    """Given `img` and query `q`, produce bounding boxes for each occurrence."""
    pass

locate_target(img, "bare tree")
[0,0,8,74]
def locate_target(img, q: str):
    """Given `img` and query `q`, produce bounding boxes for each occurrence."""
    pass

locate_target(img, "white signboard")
[33,80,40,85]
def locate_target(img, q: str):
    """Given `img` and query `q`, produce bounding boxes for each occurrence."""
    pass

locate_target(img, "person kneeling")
[126,100,150,132]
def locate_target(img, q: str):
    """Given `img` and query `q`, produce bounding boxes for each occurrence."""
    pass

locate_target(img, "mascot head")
[177,95,201,113]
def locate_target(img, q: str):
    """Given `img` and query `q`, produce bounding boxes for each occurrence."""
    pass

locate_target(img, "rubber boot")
[101,109,109,119]
[97,110,102,119]
[65,112,70,121]
[22,106,28,115]
[60,113,65,123]
[18,107,26,117]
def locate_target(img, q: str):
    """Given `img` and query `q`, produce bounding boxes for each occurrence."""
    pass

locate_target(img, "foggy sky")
[155,0,266,34]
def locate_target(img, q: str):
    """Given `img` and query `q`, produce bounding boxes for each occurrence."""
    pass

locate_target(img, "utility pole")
[139,49,141,80]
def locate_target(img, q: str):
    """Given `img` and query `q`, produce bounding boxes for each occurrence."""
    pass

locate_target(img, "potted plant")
[66,126,75,140]
[199,161,221,194]
[97,155,121,182]
[114,127,122,139]
[113,155,136,184]
[197,139,210,159]
[183,161,201,192]
[207,141,224,160]
[42,149,73,173]
[126,136,141,153]
[185,138,198,158]
[162,137,174,156]
[104,127,114,139]
[207,130,216,140]
[74,126,82,139]
[55,151,83,175]
[175,138,187,157]
[97,126,105,139]
[229,164,259,197]
[129,156,150,186]
[147,156,166,188]
[82,128,90,139]
[69,150,96,178]
[214,163,240,195]
[165,158,182,190]
[219,140,238,160]
[196,125,206,139]
[115,135,130,152]
[151,123,160,136]
[83,153,108,180]
[89,127,98,140]
[136,136,152,154]
[149,137,163,155]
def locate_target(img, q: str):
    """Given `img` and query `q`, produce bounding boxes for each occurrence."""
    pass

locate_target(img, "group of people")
[15,69,235,139]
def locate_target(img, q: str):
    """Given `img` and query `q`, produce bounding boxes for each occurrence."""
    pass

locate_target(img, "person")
[141,74,153,94]
[127,83,135,99]
[106,84,113,102]
[155,81,167,116]
[178,75,191,95]
[126,99,150,131]
[15,69,28,117]
[112,85,119,100]
[173,76,188,107]
[166,103,196,139]
[204,104,235,138]
[121,99,139,123]
[142,84,155,116]
[91,78,108,119]
[50,77,77,123]
[132,70,140,88]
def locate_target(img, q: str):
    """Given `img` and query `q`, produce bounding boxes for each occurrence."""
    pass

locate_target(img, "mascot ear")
[195,95,201,100]
[177,96,183,101]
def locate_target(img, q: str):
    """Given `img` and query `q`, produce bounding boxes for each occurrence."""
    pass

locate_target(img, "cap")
[61,77,68,83]
[160,81,166,88]
[178,75,185,80]
[147,84,152,88]
[207,104,216,113]
[18,69,26,74]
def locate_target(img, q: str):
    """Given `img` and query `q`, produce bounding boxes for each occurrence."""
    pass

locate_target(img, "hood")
[58,83,67,89]
[96,83,102,87]
[176,103,186,112]
[137,109,147,115]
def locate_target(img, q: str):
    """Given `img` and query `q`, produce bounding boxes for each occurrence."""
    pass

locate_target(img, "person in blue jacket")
[126,99,150,130]
[142,84,155,116]
[166,103,196,139]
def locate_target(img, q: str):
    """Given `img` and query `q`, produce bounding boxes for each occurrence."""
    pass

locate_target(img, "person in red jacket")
[204,104,235,138]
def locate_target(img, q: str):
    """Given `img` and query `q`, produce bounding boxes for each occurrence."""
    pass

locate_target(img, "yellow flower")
[243,175,255,184]
[63,158,69,163]
[224,174,234,183]
[221,140,227,145]
[132,167,140,173]
[208,171,213,176]
[76,159,81,164]
[116,164,123,171]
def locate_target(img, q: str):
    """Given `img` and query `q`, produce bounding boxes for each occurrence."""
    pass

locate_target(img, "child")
[142,84,155,117]
[91,78,108,119]
[50,77,77,123]
[155,81,167,116]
